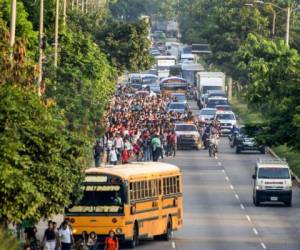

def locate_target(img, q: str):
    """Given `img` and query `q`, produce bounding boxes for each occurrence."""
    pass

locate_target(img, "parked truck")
[196,72,226,108]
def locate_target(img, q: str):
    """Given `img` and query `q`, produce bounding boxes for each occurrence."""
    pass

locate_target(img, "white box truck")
[196,72,226,108]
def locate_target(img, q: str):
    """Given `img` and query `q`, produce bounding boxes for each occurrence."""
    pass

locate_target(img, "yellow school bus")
[65,162,183,248]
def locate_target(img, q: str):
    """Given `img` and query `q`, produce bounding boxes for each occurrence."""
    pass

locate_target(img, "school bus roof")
[85,162,181,180]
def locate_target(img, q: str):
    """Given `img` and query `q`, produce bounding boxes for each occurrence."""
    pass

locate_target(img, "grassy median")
[231,97,300,178]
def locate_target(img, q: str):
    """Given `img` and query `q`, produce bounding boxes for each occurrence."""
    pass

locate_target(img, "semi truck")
[196,72,226,108]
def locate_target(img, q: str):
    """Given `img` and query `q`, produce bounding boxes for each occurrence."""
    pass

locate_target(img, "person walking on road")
[87,232,97,250]
[104,230,119,250]
[93,140,103,167]
[59,220,74,250]
[43,221,56,250]
[151,134,162,162]
[109,146,118,165]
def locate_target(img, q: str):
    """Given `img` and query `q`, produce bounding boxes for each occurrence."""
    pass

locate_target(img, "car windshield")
[200,109,215,116]
[207,99,228,107]
[258,168,290,179]
[142,77,157,84]
[169,103,186,109]
[175,125,197,131]
[216,114,235,120]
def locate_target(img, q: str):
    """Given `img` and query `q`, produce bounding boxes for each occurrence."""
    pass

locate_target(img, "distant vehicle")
[167,102,188,113]
[165,41,180,59]
[198,108,216,122]
[150,49,160,56]
[205,90,227,105]
[214,110,237,135]
[207,97,228,108]
[171,93,187,104]
[196,72,226,108]
[160,77,188,96]
[175,123,201,149]
[141,74,158,88]
[181,63,204,86]
[215,105,232,111]
[180,53,196,64]
[155,55,177,79]
[149,84,161,95]
[252,158,294,206]
[234,126,265,154]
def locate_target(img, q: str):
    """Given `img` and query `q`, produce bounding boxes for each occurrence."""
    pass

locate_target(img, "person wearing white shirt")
[109,147,118,165]
[59,221,73,250]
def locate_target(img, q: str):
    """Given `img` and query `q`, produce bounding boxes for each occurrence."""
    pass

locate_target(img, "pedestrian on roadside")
[170,131,177,157]
[59,220,74,250]
[24,226,38,250]
[42,221,56,250]
[121,146,130,164]
[104,230,119,250]
[109,146,118,165]
[23,244,31,250]
[87,232,97,250]
[93,140,103,167]
[53,221,60,250]
[151,134,162,162]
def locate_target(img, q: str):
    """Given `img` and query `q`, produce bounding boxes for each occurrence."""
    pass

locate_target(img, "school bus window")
[158,179,162,195]
[145,181,149,198]
[176,176,180,193]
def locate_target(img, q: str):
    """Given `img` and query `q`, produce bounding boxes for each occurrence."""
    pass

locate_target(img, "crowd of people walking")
[93,85,194,167]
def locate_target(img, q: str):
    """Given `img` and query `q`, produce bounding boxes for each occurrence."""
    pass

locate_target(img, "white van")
[252,158,295,206]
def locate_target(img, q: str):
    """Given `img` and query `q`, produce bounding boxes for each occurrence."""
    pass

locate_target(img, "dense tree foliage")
[0,0,152,226]
[178,0,300,150]
[96,19,153,72]
[109,0,178,21]
[236,35,300,150]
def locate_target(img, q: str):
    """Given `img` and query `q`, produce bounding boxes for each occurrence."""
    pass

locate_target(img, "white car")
[198,108,216,122]
[252,158,294,206]
[175,123,201,149]
[214,111,237,135]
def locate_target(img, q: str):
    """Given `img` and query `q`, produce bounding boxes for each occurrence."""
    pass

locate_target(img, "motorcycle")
[208,140,218,157]
[228,131,239,148]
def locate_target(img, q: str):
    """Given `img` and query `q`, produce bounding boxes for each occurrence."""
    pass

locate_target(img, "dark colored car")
[235,126,265,154]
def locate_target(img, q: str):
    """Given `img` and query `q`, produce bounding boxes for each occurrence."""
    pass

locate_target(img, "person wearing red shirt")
[104,230,119,250]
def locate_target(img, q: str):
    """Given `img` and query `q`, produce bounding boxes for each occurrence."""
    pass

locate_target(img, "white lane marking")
[218,162,222,166]
[225,176,229,181]
[222,169,225,173]
[253,228,258,235]
[235,194,239,200]
[261,242,267,249]
[246,215,251,222]
[172,241,176,248]
[230,185,234,190]
[240,204,245,210]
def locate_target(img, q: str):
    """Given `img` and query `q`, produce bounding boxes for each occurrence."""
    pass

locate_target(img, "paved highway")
[134,102,300,250]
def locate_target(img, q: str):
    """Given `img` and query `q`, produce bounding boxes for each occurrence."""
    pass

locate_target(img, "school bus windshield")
[66,185,126,214]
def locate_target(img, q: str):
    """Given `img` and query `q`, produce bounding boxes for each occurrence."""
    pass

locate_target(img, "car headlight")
[283,186,292,191]
[256,185,264,190]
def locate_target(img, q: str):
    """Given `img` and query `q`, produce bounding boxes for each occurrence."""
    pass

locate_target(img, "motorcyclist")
[208,131,219,157]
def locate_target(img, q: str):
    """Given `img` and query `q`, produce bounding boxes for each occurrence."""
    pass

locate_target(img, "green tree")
[46,30,116,135]
[96,19,153,73]
[235,34,300,150]
[0,84,87,225]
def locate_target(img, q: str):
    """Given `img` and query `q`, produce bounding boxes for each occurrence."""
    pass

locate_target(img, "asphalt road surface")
[135,101,300,250]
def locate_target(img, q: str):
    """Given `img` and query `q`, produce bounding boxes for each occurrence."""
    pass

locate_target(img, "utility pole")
[9,0,17,49]
[63,0,67,27]
[285,6,291,46]
[272,11,276,35]
[38,0,44,96]
[54,0,59,67]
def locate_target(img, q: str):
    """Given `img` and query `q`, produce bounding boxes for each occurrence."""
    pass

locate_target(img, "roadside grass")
[231,96,300,178]
[273,145,300,178]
